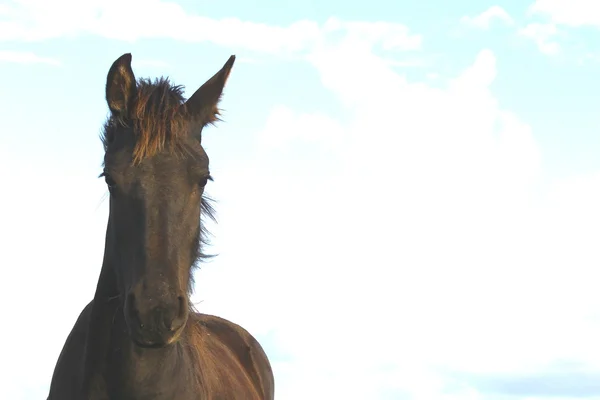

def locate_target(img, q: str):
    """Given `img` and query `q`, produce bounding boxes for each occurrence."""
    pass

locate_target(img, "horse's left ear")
[106,53,137,119]
[183,55,235,126]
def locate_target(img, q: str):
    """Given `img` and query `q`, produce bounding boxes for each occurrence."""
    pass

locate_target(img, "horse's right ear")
[182,55,235,126]
[106,53,137,119]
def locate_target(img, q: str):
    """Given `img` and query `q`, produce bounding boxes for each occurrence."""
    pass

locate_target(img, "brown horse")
[47,53,275,400]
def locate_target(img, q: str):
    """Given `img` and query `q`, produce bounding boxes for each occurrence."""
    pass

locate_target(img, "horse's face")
[103,134,209,348]
[101,53,234,348]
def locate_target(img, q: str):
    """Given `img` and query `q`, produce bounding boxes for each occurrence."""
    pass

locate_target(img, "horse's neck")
[81,260,118,398]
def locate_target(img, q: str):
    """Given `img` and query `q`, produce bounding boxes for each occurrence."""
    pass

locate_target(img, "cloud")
[133,58,170,68]
[386,57,432,68]
[530,0,600,27]
[460,6,514,29]
[0,167,108,399]
[519,22,561,55]
[469,371,600,398]
[0,50,60,65]
[236,56,261,64]
[258,105,345,151]
[0,1,421,57]
[321,17,422,51]
[198,30,600,398]
[577,52,600,65]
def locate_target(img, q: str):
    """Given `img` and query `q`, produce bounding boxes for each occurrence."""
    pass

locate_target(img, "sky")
[2,0,600,399]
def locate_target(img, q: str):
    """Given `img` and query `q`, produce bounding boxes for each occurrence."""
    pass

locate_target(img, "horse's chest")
[107,372,200,400]
[105,347,200,399]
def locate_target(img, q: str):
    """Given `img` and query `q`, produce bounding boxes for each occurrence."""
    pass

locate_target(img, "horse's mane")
[101,77,190,163]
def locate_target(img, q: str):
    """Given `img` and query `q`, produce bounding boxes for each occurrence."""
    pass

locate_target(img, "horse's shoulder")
[192,313,253,343]
[190,312,275,399]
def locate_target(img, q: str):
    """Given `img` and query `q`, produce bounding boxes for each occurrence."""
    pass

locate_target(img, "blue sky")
[3,0,600,399]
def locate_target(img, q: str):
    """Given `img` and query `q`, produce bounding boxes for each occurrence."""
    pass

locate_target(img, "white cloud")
[530,0,600,27]
[460,6,514,29]
[236,56,261,64]
[0,50,59,65]
[386,57,432,68]
[198,32,600,398]
[0,0,421,56]
[519,22,561,55]
[322,17,422,51]
[258,105,345,151]
[133,58,170,68]
[577,52,600,65]
[0,165,107,399]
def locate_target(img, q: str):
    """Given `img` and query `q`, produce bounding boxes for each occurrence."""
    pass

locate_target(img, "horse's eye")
[199,175,212,188]
[105,175,116,189]
[100,171,117,192]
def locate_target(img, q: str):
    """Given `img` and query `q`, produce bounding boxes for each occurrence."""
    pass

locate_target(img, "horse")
[47,53,275,400]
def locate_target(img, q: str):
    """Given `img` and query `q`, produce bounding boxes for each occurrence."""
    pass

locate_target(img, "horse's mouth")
[128,324,185,349]
[131,337,168,349]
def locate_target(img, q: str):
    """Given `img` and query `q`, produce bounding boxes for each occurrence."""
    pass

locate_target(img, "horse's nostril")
[126,292,144,328]
[178,296,186,318]
[165,296,187,332]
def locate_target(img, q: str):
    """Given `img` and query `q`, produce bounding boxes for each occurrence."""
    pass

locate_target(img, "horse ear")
[106,53,137,118]
[183,55,235,125]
